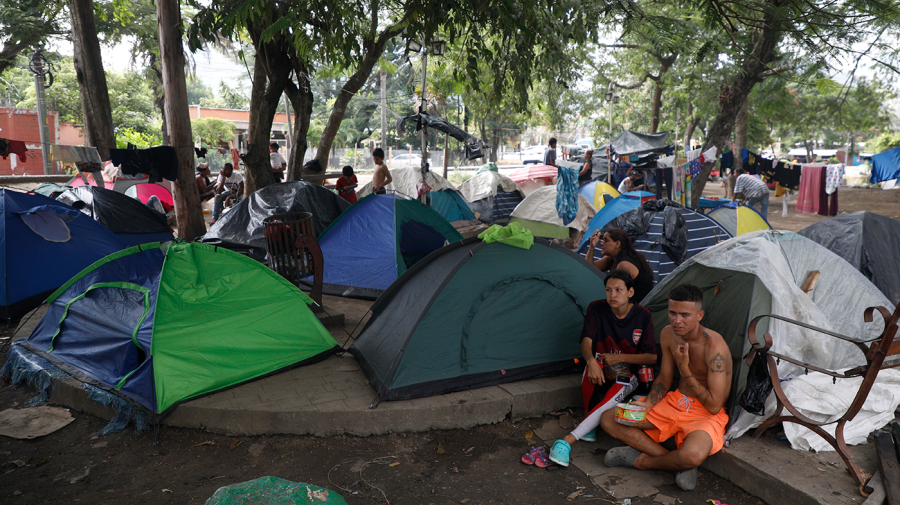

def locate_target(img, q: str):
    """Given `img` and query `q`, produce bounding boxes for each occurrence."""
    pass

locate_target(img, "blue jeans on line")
[745,192,769,219]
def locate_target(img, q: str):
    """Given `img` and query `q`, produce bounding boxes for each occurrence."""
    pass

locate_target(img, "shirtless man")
[372,148,392,195]
[600,283,732,491]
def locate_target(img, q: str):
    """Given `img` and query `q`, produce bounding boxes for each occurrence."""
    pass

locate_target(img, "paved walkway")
[10,299,897,505]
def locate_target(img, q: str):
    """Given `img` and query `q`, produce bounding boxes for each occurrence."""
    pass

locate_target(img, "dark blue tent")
[578,201,731,297]
[0,189,126,319]
[57,186,174,246]
[870,146,900,184]
[316,194,464,299]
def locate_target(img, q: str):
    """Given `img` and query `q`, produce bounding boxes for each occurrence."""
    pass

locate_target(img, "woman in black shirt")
[585,227,654,303]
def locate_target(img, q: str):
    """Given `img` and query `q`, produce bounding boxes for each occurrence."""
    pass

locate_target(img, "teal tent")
[350,237,606,400]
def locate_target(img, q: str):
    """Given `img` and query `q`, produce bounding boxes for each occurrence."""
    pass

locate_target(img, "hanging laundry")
[796,165,826,214]
[773,162,801,191]
[672,163,685,205]
[48,144,103,172]
[741,148,760,175]
[0,138,28,162]
[195,147,208,158]
[720,151,734,170]
[686,147,702,162]
[688,157,704,180]
[655,167,673,200]
[230,148,241,170]
[760,158,776,182]
[556,165,579,226]
[825,164,845,194]
[108,145,179,182]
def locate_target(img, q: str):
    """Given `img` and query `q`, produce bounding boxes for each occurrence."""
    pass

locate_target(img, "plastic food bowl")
[615,402,647,427]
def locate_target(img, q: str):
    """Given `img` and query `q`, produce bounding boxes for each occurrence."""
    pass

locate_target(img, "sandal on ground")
[521,445,544,465]
[531,446,553,468]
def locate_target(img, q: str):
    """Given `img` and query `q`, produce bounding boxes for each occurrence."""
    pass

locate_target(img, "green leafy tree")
[191,117,236,146]
[0,0,64,76]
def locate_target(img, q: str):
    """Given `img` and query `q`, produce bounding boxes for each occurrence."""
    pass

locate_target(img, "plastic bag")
[205,476,347,505]
[740,349,773,416]
[478,222,534,249]
[416,180,432,197]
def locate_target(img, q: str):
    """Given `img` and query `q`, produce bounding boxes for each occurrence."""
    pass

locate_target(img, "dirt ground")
[2,182,898,504]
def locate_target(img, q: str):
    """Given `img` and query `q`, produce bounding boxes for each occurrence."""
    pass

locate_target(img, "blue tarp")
[428,190,476,222]
[579,191,657,247]
[1,190,126,319]
[869,146,900,183]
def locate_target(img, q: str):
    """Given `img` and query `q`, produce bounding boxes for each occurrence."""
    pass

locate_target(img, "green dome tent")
[349,237,606,401]
[18,241,340,416]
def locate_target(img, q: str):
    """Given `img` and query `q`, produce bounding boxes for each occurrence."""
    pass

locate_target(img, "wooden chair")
[745,302,900,488]
[263,212,324,308]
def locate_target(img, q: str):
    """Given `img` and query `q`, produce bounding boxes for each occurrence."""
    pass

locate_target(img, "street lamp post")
[604,83,619,184]
[408,38,445,178]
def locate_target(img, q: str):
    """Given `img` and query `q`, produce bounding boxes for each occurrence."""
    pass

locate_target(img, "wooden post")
[443,133,449,179]
[157,0,206,240]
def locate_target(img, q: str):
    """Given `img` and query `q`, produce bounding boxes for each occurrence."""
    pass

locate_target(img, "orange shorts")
[644,391,728,456]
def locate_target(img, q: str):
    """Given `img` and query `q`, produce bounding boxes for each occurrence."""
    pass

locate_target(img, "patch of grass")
[447,171,474,185]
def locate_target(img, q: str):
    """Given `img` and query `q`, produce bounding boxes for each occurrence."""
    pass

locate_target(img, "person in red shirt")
[548,269,657,467]
[335,165,358,204]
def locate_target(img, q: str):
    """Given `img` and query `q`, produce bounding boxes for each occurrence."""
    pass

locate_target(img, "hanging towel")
[796,165,825,214]
[0,138,28,162]
[825,164,845,195]
[556,165,579,226]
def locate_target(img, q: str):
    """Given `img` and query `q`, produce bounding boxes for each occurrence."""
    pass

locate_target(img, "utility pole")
[28,50,53,176]
[419,50,428,177]
[380,70,387,152]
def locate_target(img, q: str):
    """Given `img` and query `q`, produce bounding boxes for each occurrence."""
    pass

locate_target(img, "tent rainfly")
[57,186,173,247]
[579,191,657,247]
[457,171,524,225]
[356,168,475,223]
[509,185,596,239]
[578,180,620,209]
[0,190,126,319]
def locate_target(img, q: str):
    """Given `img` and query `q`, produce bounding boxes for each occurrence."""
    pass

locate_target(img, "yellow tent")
[579,181,620,209]
[708,203,771,236]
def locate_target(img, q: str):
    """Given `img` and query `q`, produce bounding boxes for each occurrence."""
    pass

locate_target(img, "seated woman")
[196,164,216,201]
[585,227,654,303]
[548,269,657,467]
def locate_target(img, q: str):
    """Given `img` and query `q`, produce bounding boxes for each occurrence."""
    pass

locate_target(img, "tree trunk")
[682,102,698,157]
[242,49,287,195]
[315,28,404,171]
[148,52,168,146]
[649,55,676,134]
[692,5,784,207]
[69,0,115,161]
[284,76,313,181]
[156,0,205,240]
[729,98,750,198]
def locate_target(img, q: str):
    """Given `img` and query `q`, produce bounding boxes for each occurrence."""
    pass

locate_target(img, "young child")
[335,165,358,204]
[548,269,657,467]
[372,148,392,195]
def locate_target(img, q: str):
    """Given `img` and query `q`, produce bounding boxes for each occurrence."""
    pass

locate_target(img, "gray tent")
[198,182,350,261]
[642,230,890,428]
[798,211,900,305]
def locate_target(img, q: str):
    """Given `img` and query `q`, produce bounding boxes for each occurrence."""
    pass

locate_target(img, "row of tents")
[4,168,900,436]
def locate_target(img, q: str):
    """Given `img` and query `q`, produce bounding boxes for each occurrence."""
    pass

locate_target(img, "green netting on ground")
[205,476,348,505]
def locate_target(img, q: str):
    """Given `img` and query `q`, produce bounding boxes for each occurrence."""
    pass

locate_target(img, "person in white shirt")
[270,143,287,182]
[733,170,770,219]
[212,163,244,223]
[617,171,643,194]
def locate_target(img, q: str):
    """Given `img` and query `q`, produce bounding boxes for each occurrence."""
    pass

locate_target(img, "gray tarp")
[798,211,900,305]
[611,130,671,156]
[198,182,350,262]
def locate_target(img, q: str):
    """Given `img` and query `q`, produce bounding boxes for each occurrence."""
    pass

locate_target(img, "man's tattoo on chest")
[703,330,712,339]
[709,353,727,373]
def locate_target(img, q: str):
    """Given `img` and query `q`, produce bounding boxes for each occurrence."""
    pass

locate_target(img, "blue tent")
[0,189,126,319]
[869,146,900,183]
[578,202,731,296]
[579,191,657,247]
[427,190,477,222]
[317,194,464,299]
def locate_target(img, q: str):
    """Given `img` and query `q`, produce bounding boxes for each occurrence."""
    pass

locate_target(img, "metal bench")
[745,302,900,488]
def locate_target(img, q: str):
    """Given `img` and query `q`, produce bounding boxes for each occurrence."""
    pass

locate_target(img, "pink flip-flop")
[532,446,552,468]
